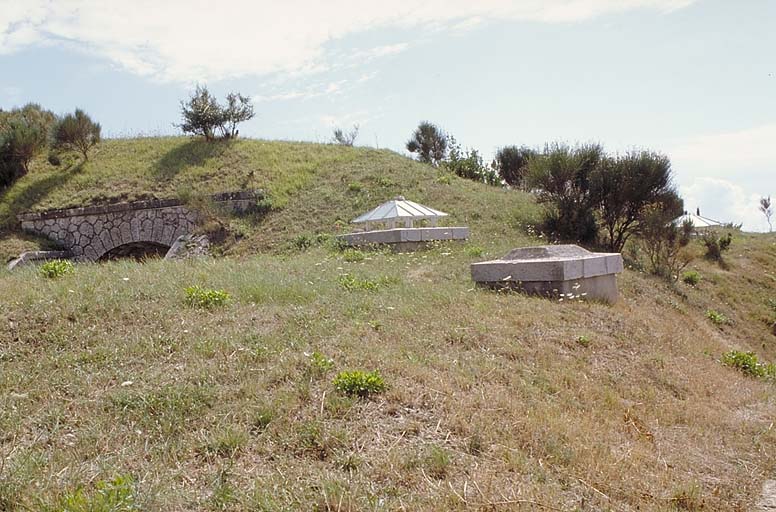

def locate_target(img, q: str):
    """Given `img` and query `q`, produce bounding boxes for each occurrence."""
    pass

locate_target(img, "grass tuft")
[332,370,386,397]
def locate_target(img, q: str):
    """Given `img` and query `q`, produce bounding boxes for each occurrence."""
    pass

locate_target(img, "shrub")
[178,85,254,141]
[494,145,534,187]
[706,309,729,326]
[332,124,359,146]
[721,350,776,380]
[444,137,500,186]
[333,370,386,397]
[702,231,732,261]
[406,121,447,165]
[342,249,365,263]
[308,351,334,375]
[39,259,74,278]
[184,286,230,308]
[638,210,694,280]
[53,108,101,160]
[1,119,47,174]
[682,270,701,286]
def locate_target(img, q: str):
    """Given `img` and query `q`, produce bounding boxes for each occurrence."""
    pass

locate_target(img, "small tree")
[494,145,534,188]
[590,151,680,252]
[178,85,223,141]
[638,207,694,280]
[219,92,254,139]
[525,143,603,244]
[406,121,447,166]
[332,124,359,146]
[53,109,101,160]
[2,120,46,174]
[760,196,773,232]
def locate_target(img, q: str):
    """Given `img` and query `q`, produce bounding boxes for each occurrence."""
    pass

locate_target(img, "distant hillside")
[0,137,539,260]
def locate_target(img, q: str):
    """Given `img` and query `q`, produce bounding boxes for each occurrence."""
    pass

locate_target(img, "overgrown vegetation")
[39,259,74,278]
[333,370,386,397]
[702,231,733,262]
[722,350,775,380]
[332,124,359,146]
[52,108,102,161]
[184,285,230,308]
[406,121,447,166]
[178,85,254,141]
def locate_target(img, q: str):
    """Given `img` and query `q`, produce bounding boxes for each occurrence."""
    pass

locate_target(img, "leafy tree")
[332,124,359,146]
[760,196,773,232]
[219,92,254,139]
[53,109,101,160]
[1,120,46,174]
[406,121,448,165]
[494,145,535,187]
[638,205,694,280]
[445,137,500,186]
[178,86,254,141]
[590,151,681,252]
[178,85,223,141]
[525,143,603,244]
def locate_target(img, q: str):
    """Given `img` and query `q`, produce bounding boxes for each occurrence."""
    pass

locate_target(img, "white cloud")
[680,177,769,232]
[0,0,697,83]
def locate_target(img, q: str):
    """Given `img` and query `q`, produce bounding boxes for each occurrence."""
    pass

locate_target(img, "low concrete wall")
[476,274,620,304]
[338,227,469,248]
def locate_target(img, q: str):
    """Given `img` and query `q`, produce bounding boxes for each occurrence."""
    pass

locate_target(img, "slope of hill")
[0,137,538,260]
[0,138,774,511]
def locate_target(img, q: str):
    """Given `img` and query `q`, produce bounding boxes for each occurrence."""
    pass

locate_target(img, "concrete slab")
[339,227,468,249]
[470,244,623,304]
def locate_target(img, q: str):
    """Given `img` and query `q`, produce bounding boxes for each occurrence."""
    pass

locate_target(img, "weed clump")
[39,259,73,278]
[55,475,137,512]
[338,274,394,292]
[342,249,365,263]
[333,370,386,397]
[722,350,776,380]
[681,270,701,286]
[705,309,729,326]
[184,285,230,308]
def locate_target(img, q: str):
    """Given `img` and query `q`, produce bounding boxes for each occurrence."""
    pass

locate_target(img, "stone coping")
[17,190,263,222]
[471,244,623,283]
[338,226,469,246]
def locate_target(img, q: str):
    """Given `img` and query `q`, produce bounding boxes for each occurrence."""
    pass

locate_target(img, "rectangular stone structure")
[470,245,624,304]
[338,227,469,250]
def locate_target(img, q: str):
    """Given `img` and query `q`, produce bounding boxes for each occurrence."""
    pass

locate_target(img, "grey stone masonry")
[18,191,261,262]
[470,245,624,303]
[338,227,469,248]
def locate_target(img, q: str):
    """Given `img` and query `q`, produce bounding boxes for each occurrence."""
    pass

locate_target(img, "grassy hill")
[0,138,775,511]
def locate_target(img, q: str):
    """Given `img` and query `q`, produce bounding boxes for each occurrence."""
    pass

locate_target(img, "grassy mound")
[0,137,774,510]
[0,137,538,260]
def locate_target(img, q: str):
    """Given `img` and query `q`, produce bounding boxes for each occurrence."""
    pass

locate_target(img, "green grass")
[1,137,775,510]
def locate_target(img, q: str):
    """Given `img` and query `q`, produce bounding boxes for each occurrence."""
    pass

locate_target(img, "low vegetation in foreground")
[0,231,775,511]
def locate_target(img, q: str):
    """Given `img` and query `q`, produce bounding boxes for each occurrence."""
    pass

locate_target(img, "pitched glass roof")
[673,213,723,228]
[352,196,448,223]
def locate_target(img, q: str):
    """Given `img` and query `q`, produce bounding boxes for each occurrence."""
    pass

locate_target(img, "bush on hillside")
[494,145,534,188]
[681,270,701,286]
[526,143,602,244]
[590,150,682,252]
[53,109,101,160]
[406,121,447,166]
[702,231,732,262]
[444,137,500,186]
[637,210,694,280]
[722,350,776,380]
[178,85,254,141]
[0,103,58,187]
[332,124,359,146]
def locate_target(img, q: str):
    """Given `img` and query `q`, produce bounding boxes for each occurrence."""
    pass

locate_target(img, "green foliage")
[347,182,362,192]
[721,350,776,380]
[702,231,733,261]
[494,145,534,187]
[423,446,452,479]
[590,150,681,252]
[337,274,394,292]
[332,124,359,146]
[706,309,729,326]
[406,121,447,165]
[342,249,365,263]
[576,335,592,347]
[0,103,57,186]
[526,143,603,244]
[464,245,485,257]
[638,210,694,280]
[308,351,335,375]
[184,285,230,308]
[39,259,74,278]
[333,370,386,397]
[178,85,254,141]
[55,475,137,512]
[682,270,701,286]
[53,109,101,160]
[444,137,500,186]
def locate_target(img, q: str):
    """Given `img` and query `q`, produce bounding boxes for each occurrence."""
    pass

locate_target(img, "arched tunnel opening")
[98,241,171,262]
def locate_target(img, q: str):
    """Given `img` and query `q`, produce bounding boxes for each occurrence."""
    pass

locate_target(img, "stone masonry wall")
[17,191,260,261]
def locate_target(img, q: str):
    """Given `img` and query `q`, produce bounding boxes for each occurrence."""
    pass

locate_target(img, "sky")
[0,0,774,231]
